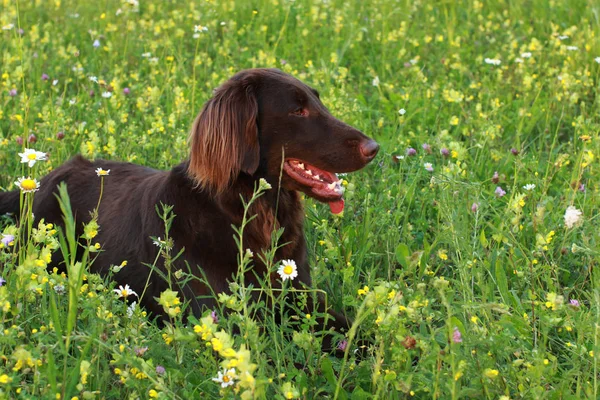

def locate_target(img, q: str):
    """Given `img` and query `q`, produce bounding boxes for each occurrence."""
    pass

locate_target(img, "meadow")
[1,0,599,398]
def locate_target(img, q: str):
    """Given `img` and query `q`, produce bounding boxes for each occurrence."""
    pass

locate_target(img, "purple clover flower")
[41,73,49,81]
[422,143,432,154]
[406,147,417,156]
[337,340,348,351]
[440,148,450,157]
[211,310,219,324]
[492,171,499,184]
[123,87,130,95]
[471,202,479,213]
[452,327,462,343]
[495,186,506,197]
[0,277,5,287]
[156,365,166,375]
[569,299,580,307]
[9,89,17,97]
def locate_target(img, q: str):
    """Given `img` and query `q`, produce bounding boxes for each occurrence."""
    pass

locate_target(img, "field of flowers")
[1,0,599,398]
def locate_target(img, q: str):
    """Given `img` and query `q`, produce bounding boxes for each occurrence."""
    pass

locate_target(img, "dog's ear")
[188,76,260,194]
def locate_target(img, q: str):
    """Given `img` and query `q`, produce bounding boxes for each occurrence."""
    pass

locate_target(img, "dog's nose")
[359,139,379,161]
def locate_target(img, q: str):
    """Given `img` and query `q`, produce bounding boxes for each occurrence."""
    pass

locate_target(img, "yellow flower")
[357,285,369,296]
[437,249,448,261]
[483,368,499,378]
[149,389,159,398]
[0,374,12,384]
[14,177,40,193]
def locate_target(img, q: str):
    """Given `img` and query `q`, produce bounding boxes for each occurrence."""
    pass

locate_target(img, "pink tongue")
[328,199,345,214]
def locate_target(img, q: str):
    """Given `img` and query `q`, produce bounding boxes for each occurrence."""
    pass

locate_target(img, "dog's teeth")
[313,174,320,180]
[298,163,304,169]
[306,169,312,175]
[327,182,336,190]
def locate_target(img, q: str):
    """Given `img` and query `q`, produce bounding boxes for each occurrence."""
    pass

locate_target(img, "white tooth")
[306,170,312,175]
[327,182,336,190]
[298,163,304,169]
[314,174,320,180]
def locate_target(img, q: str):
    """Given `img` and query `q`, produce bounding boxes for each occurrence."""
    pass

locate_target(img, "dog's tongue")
[328,199,345,214]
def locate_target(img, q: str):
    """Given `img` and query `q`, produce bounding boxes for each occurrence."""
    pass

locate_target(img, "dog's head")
[188,68,379,213]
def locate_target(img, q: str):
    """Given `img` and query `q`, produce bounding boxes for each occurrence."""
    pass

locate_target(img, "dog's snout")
[359,139,379,161]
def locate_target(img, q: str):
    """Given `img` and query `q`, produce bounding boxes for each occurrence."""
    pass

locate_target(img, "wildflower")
[156,365,166,375]
[569,299,580,307]
[0,277,5,286]
[135,347,149,357]
[9,89,17,96]
[258,178,272,191]
[1,234,15,247]
[471,202,479,213]
[406,147,417,156]
[484,58,501,65]
[211,310,219,324]
[510,148,519,155]
[28,134,37,143]
[578,183,585,193]
[19,148,47,167]
[372,76,380,87]
[564,206,582,228]
[483,368,499,378]
[158,289,181,317]
[337,340,348,351]
[558,35,569,40]
[495,186,506,197]
[523,184,536,191]
[2,24,14,30]
[93,39,100,48]
[0,374,12,384]
[424,162,433,172]
[277,259,298,281]
[595,57,600,64]
[492,171,499,183]
[440,147,450,157]
[89,76,98,83]
[54,284,66,295]
[95,168,110,176]
[357,285,369,296]
[212,368,236,388]
[52,79,58,86]
[398,108,406,116]
[15,177,40,193]
[126,301,137,317]
[422,143,432,153]
[521,52,532,58]
[452,327,462,343]
[101,92,112,98]
[69,99,76,105]
[437,249,448,260]
[41,73,49,81]
[123,87,130,95]
[194,25,208,33]
[113,284,138,298]
[566,46,578,51]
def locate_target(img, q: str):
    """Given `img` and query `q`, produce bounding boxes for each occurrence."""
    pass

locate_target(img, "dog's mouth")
[283,159,345,214]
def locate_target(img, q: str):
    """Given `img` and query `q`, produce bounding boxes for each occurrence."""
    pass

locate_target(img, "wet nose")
[359,139,379,161]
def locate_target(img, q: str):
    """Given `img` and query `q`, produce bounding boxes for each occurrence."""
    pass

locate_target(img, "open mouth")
[283,159,345,214]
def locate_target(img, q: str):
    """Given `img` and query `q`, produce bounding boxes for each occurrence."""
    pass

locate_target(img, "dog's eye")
[291,107,308,117]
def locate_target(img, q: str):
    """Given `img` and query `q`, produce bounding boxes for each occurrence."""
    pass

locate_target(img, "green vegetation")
[1,0,599,398]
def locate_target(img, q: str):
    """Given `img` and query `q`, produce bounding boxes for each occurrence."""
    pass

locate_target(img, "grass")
[1,0,599,398]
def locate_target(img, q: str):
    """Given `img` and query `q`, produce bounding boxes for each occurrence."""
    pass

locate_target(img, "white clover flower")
[594,56,600,64]
[212,368,236,388]
[398,108,406,115]
[515,58,524,63]
[521,52,532,58]
[113,284,138,299]
[89,76,98,83]
[69,98,76,105]
[277,259,298,281]
[19,148,47,167]
[141,52,152,58]
[564,206,582,229]
[558,35,569,40]
[523,184,536,191]
[566,46,579,51]
[2,24,14,30]
[424,162,433,172]
[484,58,501,65]
[101,91,112,98]
[372,76,380,87]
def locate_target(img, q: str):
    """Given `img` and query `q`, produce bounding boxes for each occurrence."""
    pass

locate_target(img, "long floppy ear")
[188,77,260,194]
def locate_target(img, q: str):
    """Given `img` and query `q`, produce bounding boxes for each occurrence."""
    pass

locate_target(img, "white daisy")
[558,35,569,40]
[19,148,47,167]
[212,368,236,388]
[398,108,406,115]
[523,184,536,191]
[14,177,40,193]
[564,206,582,229]
[113,284,138,298]
[277,259,298,281]
[89,76,98,83]
[372,76,380,87]
[594,57,600,64]
[95,168,110,176]
[566,46,579,51]
[101,91,112,98]
[484,58,501,65]
[194,25,208,33]
[521,52,532,58]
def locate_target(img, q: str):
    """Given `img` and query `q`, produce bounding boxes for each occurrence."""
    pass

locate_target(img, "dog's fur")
[0,68,379,339]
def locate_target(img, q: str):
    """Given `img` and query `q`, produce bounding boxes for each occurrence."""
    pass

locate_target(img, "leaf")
[395,243,410,267]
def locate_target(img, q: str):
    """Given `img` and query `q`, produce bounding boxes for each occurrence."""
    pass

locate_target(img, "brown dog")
[0,68,379,340]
